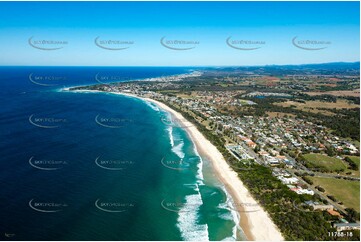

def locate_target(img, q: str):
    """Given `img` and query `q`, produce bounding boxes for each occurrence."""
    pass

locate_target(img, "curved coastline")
[143,97,284,241]
[63,88,284,241]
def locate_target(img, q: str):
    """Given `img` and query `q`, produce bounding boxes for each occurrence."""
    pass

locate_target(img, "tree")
[345,208,360,222]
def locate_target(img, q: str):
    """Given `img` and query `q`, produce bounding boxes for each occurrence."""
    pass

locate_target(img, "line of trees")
[159,99,360,241]
[345,157,359,171]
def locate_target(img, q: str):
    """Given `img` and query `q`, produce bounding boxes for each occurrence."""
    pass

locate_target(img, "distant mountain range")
[206,62,360,76]
[267,61,360,70]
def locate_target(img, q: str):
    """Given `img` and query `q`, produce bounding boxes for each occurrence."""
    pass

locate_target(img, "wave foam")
[145,101,160,112]
[167,126,174,147]
[220,186,241,241]
[171,141,185,159]
[177,184,209,241]
[191,140,204,185]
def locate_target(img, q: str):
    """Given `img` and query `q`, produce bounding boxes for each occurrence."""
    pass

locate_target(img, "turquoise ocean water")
[0,67,245,241]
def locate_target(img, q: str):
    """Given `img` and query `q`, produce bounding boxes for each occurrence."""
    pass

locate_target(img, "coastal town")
[1,0,359,241]
[71,64,360,240]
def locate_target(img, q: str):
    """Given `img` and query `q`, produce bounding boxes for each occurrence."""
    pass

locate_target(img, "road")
[285,168,348,214]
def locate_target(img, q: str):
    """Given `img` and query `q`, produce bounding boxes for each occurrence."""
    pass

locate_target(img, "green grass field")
[303,153,347,172]
[310,177,360,212]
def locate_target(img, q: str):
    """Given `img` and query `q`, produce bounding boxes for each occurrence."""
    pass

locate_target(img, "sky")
[0,1,359,66]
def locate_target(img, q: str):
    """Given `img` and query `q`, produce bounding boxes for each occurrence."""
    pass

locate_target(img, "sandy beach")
[64,87,284,241]
[144,97,284,241]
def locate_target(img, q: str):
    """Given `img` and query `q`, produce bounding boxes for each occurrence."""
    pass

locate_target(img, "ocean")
[0,67,245,241]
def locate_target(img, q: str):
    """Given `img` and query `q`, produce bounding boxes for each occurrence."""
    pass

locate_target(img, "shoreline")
[144,97,284,241]
[64,87,284,241]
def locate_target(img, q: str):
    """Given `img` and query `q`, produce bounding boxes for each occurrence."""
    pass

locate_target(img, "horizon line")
[0,61,360,68]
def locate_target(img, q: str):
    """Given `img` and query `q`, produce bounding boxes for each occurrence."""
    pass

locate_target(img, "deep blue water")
[0,67,243,241]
